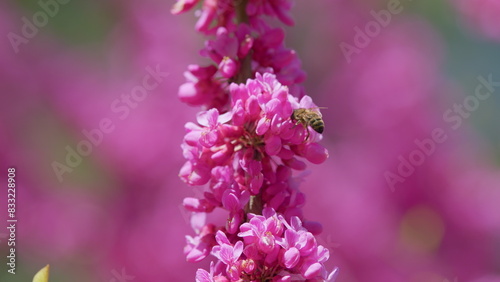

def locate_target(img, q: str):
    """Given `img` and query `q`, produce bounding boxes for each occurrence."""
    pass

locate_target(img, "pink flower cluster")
[172,0,335,281]
[196,208,336,281]
[173,0,306,110]
[181,73,333,281]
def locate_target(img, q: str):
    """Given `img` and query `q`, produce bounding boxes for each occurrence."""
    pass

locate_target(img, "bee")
[291,108,325,137]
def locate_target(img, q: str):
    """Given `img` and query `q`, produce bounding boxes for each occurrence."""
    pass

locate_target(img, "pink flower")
[211,231,245,280]
[178,65,227,109]
[247,0,295,26]
[218,57,239,78]
[171,0,200,14]
[222,188,250,234]
[196,262,229,282]
[185,224,217,262]
[238,209,283,254]
[197,109,231,147]
[202,28,239,64]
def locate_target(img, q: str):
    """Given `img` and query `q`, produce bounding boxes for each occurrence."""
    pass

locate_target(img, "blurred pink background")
[0,0,499,281]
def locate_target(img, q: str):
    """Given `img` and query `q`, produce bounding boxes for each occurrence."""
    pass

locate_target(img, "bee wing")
[307,106,326,117]
[313,108,324,117]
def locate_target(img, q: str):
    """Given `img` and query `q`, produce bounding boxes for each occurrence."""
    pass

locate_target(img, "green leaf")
[33,265,50,282]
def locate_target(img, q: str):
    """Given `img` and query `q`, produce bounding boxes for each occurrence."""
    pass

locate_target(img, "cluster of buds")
[172,0,337,281]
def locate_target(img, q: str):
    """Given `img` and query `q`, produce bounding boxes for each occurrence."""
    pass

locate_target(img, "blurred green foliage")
[13,0,116,47]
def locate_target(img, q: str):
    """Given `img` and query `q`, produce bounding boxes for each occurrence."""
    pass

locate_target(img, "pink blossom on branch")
[172,0,336,280]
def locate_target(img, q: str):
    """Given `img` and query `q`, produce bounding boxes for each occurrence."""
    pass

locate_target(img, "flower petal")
[283,247,300,268]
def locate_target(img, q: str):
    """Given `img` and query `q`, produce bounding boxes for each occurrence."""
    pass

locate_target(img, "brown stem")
[245,194,263,216]
[234,0,252,84]
[235,0,249,24]
[235,0,262,215]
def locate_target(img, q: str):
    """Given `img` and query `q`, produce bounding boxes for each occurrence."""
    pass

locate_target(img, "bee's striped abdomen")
[310,117,324,133]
